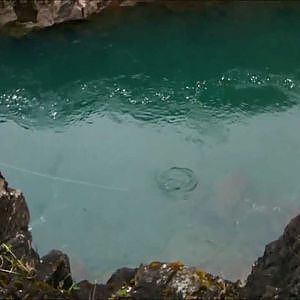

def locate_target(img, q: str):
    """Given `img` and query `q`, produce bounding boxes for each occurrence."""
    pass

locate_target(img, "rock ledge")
[0,171,299,299]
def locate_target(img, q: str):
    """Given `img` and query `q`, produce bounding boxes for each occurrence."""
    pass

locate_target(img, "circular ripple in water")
[157,167,198,193]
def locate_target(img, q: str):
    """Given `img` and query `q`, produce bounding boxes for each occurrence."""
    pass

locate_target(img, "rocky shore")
[0,0,153,29]
[1,171,300,299]
[0,0,238,32]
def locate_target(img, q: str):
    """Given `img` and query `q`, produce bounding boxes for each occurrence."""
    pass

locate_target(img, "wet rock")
[243,214,300,299]
[0,172,39,269]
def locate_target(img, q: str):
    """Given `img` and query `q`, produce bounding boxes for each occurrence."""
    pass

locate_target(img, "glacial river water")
[1,2,300,281]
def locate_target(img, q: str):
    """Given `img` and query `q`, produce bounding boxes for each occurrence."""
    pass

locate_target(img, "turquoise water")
[1,2,300,281]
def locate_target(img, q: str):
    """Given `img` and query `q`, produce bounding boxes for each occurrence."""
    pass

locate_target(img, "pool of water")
[1,2,300,282]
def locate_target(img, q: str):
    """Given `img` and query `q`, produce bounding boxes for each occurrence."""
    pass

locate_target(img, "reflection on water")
[0,70,299,129]
[1,2,300,282]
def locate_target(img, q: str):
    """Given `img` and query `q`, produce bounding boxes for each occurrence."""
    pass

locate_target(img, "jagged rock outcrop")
[0,171,73,299]
[243,213,300,299]
[0,0,168,31]
[0,0,138,29]
[1,170,300,299]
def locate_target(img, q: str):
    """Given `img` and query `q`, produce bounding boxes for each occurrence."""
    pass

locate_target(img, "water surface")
[1,2,300,281]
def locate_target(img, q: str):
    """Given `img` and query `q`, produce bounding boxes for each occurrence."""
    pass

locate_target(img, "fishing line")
[0,161,128,192]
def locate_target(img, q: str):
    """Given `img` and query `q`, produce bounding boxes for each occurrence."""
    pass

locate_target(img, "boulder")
[243,214,300,299]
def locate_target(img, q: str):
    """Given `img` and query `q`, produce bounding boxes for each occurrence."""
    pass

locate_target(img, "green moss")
[0,243,35,278]
[109,286,132,299]
[0,243,72,299]
[196,269,224,291]
[149,261,162,270]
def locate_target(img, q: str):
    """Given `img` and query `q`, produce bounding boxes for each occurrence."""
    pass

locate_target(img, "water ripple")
[0,69,299,129]
[157,167,198,193]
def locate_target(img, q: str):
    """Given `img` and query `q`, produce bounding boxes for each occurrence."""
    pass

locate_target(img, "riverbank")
[0,0,199,30]
[1,1,297,35]
[0,171,299,299]
[0,0,223,36]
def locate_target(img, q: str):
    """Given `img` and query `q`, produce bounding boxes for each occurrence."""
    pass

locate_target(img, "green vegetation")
[0,243,74,299]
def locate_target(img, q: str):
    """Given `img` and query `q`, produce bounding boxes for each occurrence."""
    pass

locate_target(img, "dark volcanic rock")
[0,171,71,299]
[0,171,39,268]
[243,214,300,299]
[37,250,73,289]
[0,171,30,241]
